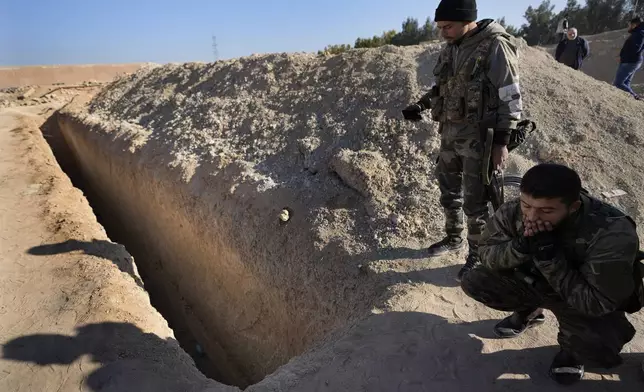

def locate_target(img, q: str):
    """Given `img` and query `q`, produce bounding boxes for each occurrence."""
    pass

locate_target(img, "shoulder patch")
[499,83,521,102]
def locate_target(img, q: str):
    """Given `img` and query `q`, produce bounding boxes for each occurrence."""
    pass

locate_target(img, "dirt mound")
[87,42,644,241]
[60,40,644,390]
[545,29,644,91]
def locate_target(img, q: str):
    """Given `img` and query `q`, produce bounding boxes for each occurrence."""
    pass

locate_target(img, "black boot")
[426,236,464,258]
[549,349,584,385]
[493,310,546,338]
[456,251,480,282]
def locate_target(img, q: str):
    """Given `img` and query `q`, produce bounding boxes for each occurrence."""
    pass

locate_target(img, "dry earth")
[0,64,152,89]
[0,103,236,392]
[0,32,643,392]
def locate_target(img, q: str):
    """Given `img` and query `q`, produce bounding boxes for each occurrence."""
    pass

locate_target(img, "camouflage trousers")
[461,267,636,367]
[435,123,489,247]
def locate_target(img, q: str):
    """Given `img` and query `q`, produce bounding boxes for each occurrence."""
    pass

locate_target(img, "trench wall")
[56,109,377,387]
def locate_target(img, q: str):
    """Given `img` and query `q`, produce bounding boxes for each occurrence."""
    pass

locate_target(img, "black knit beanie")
[435,0,478,22]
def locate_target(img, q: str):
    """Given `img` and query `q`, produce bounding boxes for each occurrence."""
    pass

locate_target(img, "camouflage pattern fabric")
[433,35,495,123]
[435,123,489,246]
[477,195,641,316]
[462,192,643,366]
[420,20,522,130]
[421,20,524,250]
[462,267,636,367]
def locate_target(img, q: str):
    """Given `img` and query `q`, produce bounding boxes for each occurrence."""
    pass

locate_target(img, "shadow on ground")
[2,322,219,392]
[251,311,644,392]
[5,313,642,392]
[376,262,463,289]
[27,239,144,288]
[336,243,464,289]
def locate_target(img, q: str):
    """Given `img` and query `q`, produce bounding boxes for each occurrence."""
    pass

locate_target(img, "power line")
[212,35,219,62]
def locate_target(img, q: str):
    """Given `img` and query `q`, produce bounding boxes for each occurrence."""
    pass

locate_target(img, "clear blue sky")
[0,0,567,66]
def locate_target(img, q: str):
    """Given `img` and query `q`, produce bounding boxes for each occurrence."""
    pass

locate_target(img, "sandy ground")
[0,64,151,89]
[1,30,644,391]
[0,104,235,392]
[61,36,644,391]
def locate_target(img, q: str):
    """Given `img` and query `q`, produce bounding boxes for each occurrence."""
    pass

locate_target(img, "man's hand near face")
[522,219,558,261]
[523,219,553,237]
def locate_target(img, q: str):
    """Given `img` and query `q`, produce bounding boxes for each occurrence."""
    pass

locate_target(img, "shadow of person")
[2,322,225,392]
[376,263,463,288]
[265,311,644,392]
[5,316,641,392]
[27,239,144,288]
[368,246,429,261]
[321,239,463,289]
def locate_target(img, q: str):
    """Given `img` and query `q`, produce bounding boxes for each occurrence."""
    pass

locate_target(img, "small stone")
[279,208,290,222]
[390,213,403,225]
[601,189,626,198]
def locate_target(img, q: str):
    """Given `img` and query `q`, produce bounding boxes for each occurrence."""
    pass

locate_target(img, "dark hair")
[520,163,582,205]
[631,17,642,25]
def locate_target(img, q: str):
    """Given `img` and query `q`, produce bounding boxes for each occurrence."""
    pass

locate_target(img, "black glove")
[526,231,557,261]
[512,235,530,254]
[402,103,423,121]
[493,128,513,146]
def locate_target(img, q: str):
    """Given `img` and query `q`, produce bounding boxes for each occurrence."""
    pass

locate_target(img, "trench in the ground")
[44,107,382,390]
[39,112,238,387]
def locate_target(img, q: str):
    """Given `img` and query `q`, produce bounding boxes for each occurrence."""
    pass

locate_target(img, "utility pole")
[632,0,640,17]
[212,35,219,62]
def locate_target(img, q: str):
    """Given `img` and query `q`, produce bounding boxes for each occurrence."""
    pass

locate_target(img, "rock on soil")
[330,148,394,211]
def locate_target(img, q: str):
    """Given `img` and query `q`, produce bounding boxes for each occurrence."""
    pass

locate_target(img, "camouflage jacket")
[419,20,522,143]
[479,194,641,317]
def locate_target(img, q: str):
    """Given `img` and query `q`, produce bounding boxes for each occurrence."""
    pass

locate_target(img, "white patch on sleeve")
[499,83,521,102]
[508,99,523,113]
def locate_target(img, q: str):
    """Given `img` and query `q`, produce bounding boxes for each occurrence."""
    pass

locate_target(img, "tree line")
[521,0,641,45]
[318,0,642,54]
[319,17,442,55]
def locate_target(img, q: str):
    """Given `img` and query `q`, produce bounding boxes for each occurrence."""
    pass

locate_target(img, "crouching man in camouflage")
[461,163,644,385]
[402,0,522,281]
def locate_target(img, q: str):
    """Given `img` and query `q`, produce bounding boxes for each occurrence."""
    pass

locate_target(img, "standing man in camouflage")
[402,0,522,280]
[461,163,643,385]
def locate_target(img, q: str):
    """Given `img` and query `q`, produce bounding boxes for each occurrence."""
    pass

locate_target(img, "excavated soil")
[2,31,644,392]
[52,36,644,391]
[0,104,237,392]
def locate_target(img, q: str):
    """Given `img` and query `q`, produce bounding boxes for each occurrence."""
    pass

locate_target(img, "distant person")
[461,163,644,385]
[614,17,644,100]
[556,15,569,43]
[401,0,523,281]
[555,28,589,70]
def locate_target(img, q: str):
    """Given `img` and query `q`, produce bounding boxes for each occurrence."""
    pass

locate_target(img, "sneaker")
[549,349,584,385]
[426,236,464,258]
[493,311,546,338]
[456,252,480,282]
